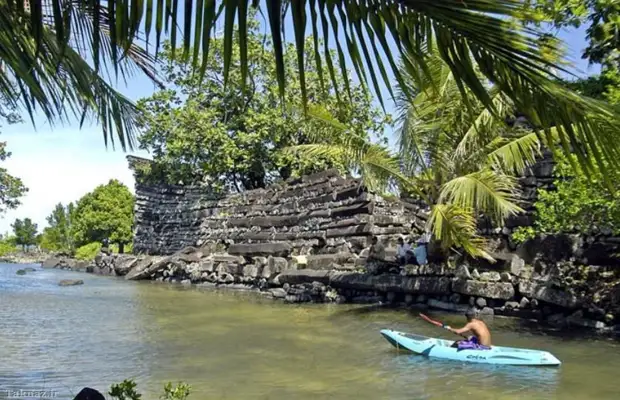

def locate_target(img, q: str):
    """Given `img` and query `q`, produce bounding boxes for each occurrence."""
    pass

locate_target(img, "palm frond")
[439,169,523,223]
[453,88,513,159]
[285,142,403,194]
[427,203,493,261]
[486,131,542,175]
[7,0,620,172]
[1,1,161,149]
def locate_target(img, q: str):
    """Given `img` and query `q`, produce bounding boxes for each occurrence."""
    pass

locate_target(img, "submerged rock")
[15,269,26,275]
[58,279,84,286]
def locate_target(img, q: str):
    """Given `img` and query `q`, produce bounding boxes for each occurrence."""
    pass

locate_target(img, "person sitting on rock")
[368,236,385,261]
[396,237,412,265]
[366,236,386,274]
[412,236,428,265]
[448,308,492,349]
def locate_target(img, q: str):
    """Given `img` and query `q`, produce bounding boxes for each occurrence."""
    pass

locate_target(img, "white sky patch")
[0,123,149,235]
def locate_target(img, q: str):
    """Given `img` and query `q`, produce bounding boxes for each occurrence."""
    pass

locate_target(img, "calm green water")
[0,263,619,400]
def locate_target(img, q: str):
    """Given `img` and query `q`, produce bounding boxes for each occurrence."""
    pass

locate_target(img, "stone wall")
[42,247,620,333]
[130,158,423,256]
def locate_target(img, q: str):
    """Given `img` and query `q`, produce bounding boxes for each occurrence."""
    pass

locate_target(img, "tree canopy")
[71,180,134,252]
[136,21,388,191]
[11,218,38,251]
[39,202,75,253]
[0,96,28,213]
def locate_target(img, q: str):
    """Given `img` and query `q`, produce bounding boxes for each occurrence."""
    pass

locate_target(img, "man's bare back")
[449,318,492,346]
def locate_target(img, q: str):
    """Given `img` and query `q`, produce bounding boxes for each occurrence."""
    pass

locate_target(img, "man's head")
[465,308,478,321]
[397,237,404,245]
[371,236,378,245]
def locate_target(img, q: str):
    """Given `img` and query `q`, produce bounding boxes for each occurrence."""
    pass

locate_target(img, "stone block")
[275,270,332,285]
[451,279,515,300]
[329,273,452,295]
[427,299,469,313]
[227,243,292,257]
[479,272,501,282]
[306,253,352,270]
[510,255,525,276]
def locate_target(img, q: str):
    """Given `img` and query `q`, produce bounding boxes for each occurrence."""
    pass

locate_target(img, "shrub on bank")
[511,153,620,244]
[0,239,18,256]
[74,242,102,260]
[109,242,133,254]
[108,379,191,400]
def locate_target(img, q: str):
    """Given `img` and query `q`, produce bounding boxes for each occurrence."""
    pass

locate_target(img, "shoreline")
[38,247,620,337]
[0,253,47,265]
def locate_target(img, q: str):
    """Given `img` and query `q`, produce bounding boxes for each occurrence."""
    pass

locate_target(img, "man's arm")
[449,323,473,336]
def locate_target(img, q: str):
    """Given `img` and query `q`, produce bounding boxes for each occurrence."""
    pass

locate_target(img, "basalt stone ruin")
[42,156,620,334]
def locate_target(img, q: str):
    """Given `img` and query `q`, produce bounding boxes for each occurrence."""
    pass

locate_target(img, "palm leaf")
[439,169,523,224]
[427,203,493,261]
[1,1,161,149]
[485,131,542,175]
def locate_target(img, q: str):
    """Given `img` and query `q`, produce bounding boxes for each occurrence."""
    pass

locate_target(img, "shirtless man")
[449,308,492,349]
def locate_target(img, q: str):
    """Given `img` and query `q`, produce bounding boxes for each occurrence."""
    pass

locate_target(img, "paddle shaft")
[419,313,469,339]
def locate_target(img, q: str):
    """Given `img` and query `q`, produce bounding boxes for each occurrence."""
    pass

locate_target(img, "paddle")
[419,313,469,339]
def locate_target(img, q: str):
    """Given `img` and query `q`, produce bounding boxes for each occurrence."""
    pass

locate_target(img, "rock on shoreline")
[40,244,620,334]
[0,252,46,265]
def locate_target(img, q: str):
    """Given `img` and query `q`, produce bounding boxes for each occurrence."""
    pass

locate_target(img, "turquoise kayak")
[380,329,561,366]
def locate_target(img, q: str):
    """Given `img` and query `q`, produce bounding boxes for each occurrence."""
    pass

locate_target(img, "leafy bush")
[0,238,18,256]
[74,242,102,260]
[109,242,133,254]
[109,380,141,400]
[511,226,536,244]
[161,382,191,400]
[108,379,191,400]
[516,153,620,239]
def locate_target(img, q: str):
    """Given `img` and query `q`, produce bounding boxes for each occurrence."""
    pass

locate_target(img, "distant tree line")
[0,179,134,260]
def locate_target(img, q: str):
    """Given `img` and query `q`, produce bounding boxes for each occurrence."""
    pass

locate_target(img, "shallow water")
[0,263,619,399]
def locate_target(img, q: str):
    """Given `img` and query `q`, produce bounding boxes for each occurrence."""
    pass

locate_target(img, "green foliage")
[39,202,75,253]
[109,379,142,400]
[136,21,388,191]
[110,242,133,255]
[161,382,191,400]
[108,379,190,400]
[1,3,159,150]
[296,50,544,260]
[0,141,27,213]
[0,99,28,213]
[74,242,102,261]
[529,154,620,236]
[0,235,18,256]
[511,226,537,244]
[72,180,134,250]
[11,218,38,251]
[519,0,619,65]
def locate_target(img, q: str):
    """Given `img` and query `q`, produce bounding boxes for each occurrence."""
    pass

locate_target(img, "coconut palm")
[1,0,620,174]
[290,50,553,259]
